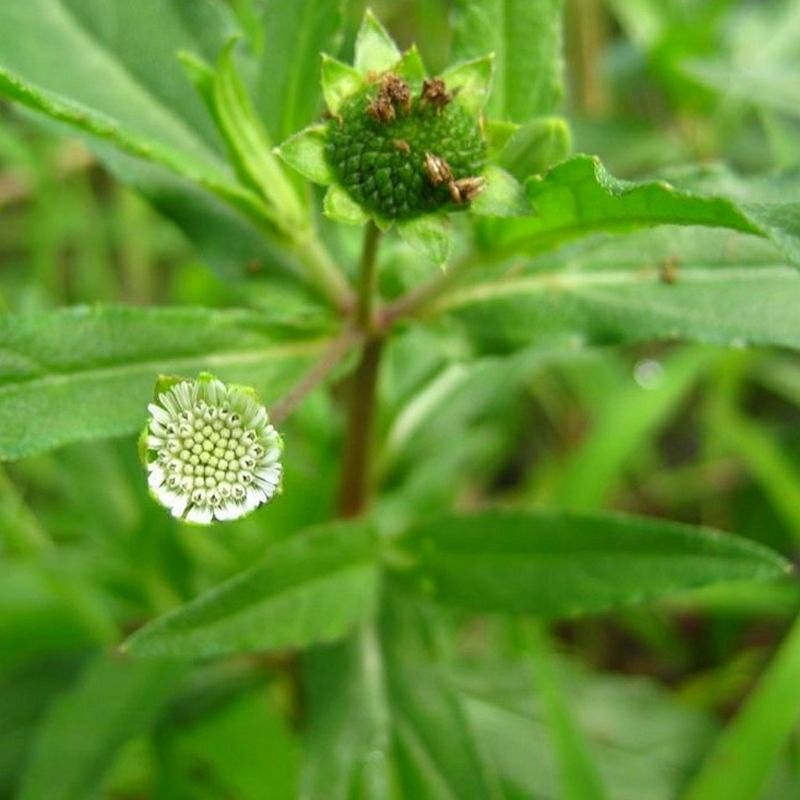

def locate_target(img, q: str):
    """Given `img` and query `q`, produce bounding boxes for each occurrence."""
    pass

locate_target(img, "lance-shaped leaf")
[498,116,572,178]
[436,227,800,355]
[125,521,379,657]
[479,155,800,265]
[0,306,331,460]
[390,509,790,618]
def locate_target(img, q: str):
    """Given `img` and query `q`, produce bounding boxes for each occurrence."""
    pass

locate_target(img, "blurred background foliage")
[2,0,800,798]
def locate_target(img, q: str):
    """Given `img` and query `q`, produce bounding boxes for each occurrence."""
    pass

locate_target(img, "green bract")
[276,10,529,264]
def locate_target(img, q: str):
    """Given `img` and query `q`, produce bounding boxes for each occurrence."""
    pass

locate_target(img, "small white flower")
[144,374,283,525]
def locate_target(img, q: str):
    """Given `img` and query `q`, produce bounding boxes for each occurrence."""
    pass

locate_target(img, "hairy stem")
[339,222,383,518]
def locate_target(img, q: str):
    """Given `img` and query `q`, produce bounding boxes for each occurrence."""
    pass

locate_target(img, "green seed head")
[326,74,486,221]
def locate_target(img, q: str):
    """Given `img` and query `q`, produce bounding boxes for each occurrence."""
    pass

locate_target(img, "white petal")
[148,403,171,425]
[147,435,165,448]
[159,392,180,416]
[148,466,166,489]
[174,382,193,411]
[244,487,265,512]
[150,420,168,436]
[257,465,282,485]
[170,495,188,518]
[186,505,214,525]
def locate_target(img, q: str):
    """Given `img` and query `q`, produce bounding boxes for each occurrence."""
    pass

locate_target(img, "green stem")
[339,223,383,518]
[295,233,356,314]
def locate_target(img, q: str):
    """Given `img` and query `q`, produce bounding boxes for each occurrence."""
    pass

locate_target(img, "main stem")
[339,222,382,518]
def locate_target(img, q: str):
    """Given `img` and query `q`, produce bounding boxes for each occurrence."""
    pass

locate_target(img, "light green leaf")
[354,9,401,75]
[391,509,790,618]
[18,655,184,800]
[527,624,610,800]
[257,0,344,141]
[684,614,800,800]
[302,627,392,799]
[397,215,452,266]
[321,54,364,114]
[471,166,530,217]
[210,38,307,229]
[0,306,330,460]
[302,595,504,800]
[0,65,270,228]
[498,116,572,178]
[125,521,379,657]
[381,594,504,800]
[277,124,333,185]
[436,226,800,355]
[323,184,369,225]
[441,55,494,114]
[453,0,564,121]
[479,156,800,264]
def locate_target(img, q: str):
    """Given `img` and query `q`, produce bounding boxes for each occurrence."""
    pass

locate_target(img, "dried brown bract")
[393,139,411,155]
[366,94,396,123]
[423,152,453,186]
[420,78,455,112]
[381,74,412,113]
[449,176,486,204]
[659,256,680,285]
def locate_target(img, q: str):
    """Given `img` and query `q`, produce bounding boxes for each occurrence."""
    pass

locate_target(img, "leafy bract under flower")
[144,374,283,525]
[276,10,530,265]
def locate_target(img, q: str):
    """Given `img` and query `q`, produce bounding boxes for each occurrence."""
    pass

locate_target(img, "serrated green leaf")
[471,166,530,217]
[18,655,184,800]
[354,9,401,75]
[321,54,364,114]
[391,509,790,618]
[479,156,800,264]
[277,124,333,185]
[323,184,369,225]
[441,55,494,114]
[498,116,572,178]
[435,227,800,355]
[125,521,379,658]
[0,65,271,227]
[257,0,344,141]
[397,215,452,265]
[684,614,800,800]
[453,0,564,121]
[0,306,330,460]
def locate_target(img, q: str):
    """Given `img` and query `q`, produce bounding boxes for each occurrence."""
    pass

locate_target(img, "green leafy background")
[1,0,800,798]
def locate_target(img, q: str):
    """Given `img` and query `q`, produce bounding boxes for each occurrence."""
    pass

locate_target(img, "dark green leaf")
[435,227,800,355]
[18,655,184,800]
[0,306,331,460]
[125,521,379,658]
[391,509,790,618]
[258,0,344,141]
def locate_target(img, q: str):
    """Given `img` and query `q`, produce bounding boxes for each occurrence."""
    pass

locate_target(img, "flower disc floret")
[326,79,486,220]
[145,377,283,525]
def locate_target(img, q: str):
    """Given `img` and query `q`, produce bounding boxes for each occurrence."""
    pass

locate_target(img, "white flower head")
[144,373,283,525]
